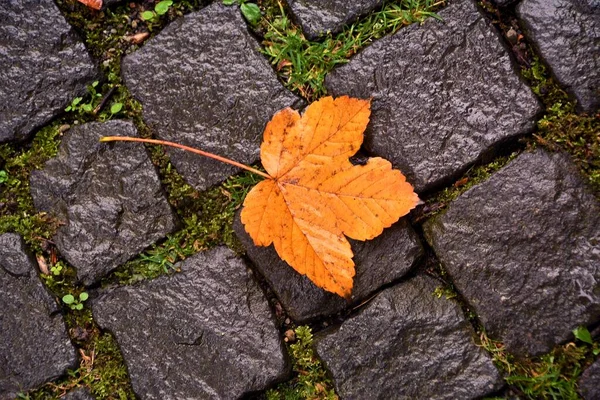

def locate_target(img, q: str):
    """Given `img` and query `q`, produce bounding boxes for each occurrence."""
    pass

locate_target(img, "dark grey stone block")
[579,359,600,400]
[234,211,423,322]
[423,149,600,357]
[326,0,541,192]
[285,0,383,40]
[93,247,289,400]
[315,275,503,399]
[0,233,77,398]
[63,387,95,400]
[0,0,98,143]
[518,0,600,113]
[30,121,177,285]
[122,2,301,191]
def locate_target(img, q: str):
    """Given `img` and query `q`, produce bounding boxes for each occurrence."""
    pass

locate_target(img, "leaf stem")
[100,136,271,179]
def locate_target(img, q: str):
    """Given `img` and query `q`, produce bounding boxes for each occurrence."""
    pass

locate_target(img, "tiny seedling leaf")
[62,294,75,304]
[110,102,123,114]
[222,0,237,4]
[72,97,82,106]
[573,326,593,345]
[240,3,261,25]
[0,170,7,183]
[75,303,84,310]
[79,292,89,302]
[141,10,156,21]
[155,0,173,15]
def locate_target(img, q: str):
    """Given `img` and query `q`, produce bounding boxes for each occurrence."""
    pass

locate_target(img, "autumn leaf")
[241,96,419,298]
[100,96,419,299]
[77,0,102,10]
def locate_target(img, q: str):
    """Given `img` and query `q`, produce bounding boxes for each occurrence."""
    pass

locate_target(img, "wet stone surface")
[234,212,423,322]
[285,0,383,40]
[123,2,301,191]
[579,359,600,400]
[93,246,288,399]
[0,233,77,398]
[62,388,95,400]
[517,0,600,113]
[423,149,600,357]
[326,0,541,193]
[0,0,98,143]
[315,275,503,399]
[30,121,177,286]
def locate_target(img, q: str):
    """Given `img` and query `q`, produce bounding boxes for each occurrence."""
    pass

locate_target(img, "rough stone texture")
[0,233,76,398]
[123,2,301,191]
[579,359,600,400]
[423,149,600,357]
[234,212,423,321]
[326,0,541,193]
[63,388,95,400]
[285,0,383,40]
[0,0,98,143]
[93,247,288,400]
[517,0,600,113]
[30,121,177,285]
[315,275,503,399]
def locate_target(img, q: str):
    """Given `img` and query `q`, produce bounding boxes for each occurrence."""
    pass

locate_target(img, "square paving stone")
[0,233,77,398]
[122,2,301,191]
[325,0,541,193]
[517,0,600,113]
[0,0,98,143]
[30,121,177,285]
[423,149,600,357]
[315,275,503,399]
[284,0,384,40]
[92,247,289,400]
[234,212,423,322]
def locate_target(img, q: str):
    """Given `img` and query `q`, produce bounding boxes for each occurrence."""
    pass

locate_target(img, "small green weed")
[479,329,598,399]
[141,0,174,22]
[64,81,102,114]
[261,0,444,100]
[223,0,262,25]
[62,292,89,311]
[267,326,338,400]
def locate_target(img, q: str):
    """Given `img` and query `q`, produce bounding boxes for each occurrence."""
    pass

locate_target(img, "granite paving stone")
[326,0,541,193]
[0,0,98,143]
[122,2,301,191]
[0,233,77,398]
[30,121,177,285]
[578,358,600,400]
[234,212,423,322]
[285,0,383,40]
[93,246,289,400]
[517,0,600,113]
[423,149,600,357]
[62,387,95,400]
[315,275,503,399]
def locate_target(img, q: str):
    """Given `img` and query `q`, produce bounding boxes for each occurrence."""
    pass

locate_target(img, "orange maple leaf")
[100,96,419,298]
[241,96,419,298]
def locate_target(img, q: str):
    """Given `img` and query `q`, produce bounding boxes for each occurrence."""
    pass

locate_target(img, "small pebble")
[284,329,296,342]
[506,28,518,44]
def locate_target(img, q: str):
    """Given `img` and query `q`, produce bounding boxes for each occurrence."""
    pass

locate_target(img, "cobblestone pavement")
[1,0,598,399]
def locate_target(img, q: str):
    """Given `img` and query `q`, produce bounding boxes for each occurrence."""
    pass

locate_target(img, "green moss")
[479,332,598,399]
[521,57,599,192]
[0,124,65,252]
[266,326,339,400]
[260,0,445,100]
[415,151,519,222]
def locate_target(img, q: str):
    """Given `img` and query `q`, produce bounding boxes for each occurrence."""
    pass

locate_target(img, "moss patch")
[266,326,339,400]
[479,331,598,399]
